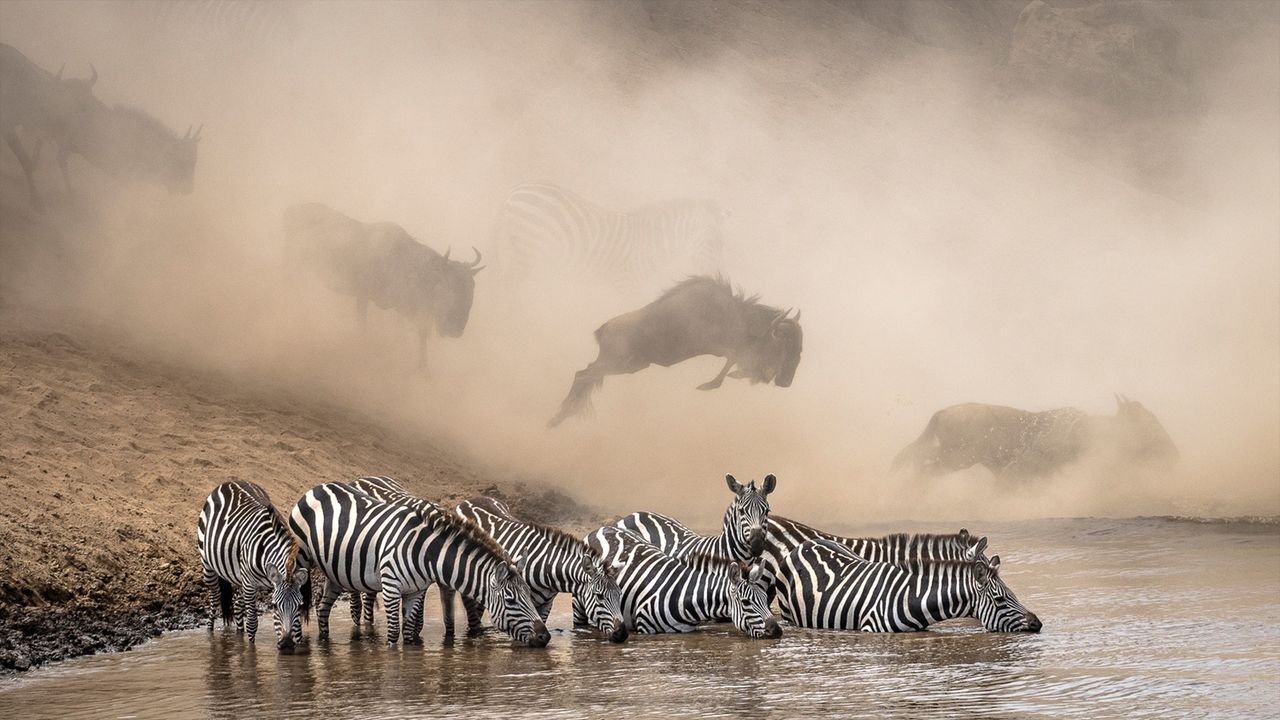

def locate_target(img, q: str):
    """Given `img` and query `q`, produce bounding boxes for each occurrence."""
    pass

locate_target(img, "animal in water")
[197,481,312,652]
[614,473,776,562]
[288,482,550,647]
[547,275,803,427]
[760,517,984,590]
[493,182,724,295]
[344,476,449,639]
[581,526,782,639]
[456,496,629,642]
[891,395,1179,480]
[777,537,1042,633]
[283,203,485,371]
[0,43,100,208]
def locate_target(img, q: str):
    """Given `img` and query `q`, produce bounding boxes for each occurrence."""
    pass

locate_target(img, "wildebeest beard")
[427,256,479,337]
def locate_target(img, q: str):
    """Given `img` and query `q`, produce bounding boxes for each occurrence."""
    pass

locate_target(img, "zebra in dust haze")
[345,476,449,636]
[456,496,629,643]
[197,481,312,652]
[615,474,776,562]
[581,526,781,638]
[777,537,1042,633]
[288,482,550,647]
[493,183,724,294]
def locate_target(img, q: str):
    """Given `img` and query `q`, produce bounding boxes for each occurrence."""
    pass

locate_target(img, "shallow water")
[2,517,1278,719]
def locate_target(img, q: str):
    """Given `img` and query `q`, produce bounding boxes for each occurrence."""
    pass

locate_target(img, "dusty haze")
[1,0,1277,526]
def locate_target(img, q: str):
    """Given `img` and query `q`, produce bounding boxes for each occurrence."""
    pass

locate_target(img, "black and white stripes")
[197,481,311,652]
[616,474,776,562]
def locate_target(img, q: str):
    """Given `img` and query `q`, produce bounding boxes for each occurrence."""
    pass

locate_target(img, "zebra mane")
[430,510,513,564]
[234,480,290,529]
[659,274,761,307]
[109,103,181,141]
[684,551,744,575]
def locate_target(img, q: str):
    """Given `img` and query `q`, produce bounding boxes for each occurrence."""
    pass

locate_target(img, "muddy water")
[2,517,1277,719]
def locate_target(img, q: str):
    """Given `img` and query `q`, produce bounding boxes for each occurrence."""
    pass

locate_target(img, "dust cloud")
[1,1,1276,526]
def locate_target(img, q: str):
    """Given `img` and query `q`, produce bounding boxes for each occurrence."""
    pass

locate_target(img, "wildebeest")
[547,275,802,427]
[891,395,1178,480]
[283,203,484,371]
[0,43,100,207]
[76,104,201,195]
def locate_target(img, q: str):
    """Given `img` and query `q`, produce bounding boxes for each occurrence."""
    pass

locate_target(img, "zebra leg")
[363,592,378,626]
[439,586,456,636]
[241,584,259,642]
[383,588,403,646]
[462,594,485,636]
[401,591,425,644]
[315,582,342,641]
[4,131,42,210]
[349,592,364,635]
[571,595,589,627]
[203,568,222,632]
[697,357,736,390]
[536,600,554,623]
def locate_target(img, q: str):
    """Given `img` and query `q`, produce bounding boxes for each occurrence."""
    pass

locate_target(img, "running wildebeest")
[891,395,1178,480]
[0,43,100,208]
[77,104,201,195]
[283,203,484,371]
[547,275,802,428]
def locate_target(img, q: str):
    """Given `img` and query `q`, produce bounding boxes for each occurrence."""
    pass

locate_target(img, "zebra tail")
[217,577,235,624]
[300,572,313,624]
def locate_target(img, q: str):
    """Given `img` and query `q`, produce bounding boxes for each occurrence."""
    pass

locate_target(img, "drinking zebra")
[197,481,312,652]
[344,476,448,634]
[288,482,550,647]
[760,516,985,589]
[580,526,782,639]
[493,183,724,294]
[615,474,776,562]
[777,537,1042,633]
[456,496,629,643]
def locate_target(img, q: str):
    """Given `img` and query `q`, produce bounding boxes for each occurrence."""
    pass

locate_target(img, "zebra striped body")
[457,496,628,642]
[777,538,1041,633]
[288,482,550,647]
[616,474,776,562]
[345,476,447,632]
[581,527,781,639]
[761,516,982,589]
[494,183,723,294]
[197,481,311,652]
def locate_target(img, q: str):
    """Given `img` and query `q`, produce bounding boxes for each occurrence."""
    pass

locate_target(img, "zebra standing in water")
[615,474,776,562]
[197,481,311,652]
[581,526,781,639]
[493,183,725,294]
[760,517,985,590]
[345,476,448,634]
[288,482,550,647]
[777,537,1042,633]
[456,496,629,642]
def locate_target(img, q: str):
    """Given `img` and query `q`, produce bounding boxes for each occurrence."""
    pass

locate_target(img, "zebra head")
[485,555,551,647]
[969,539,1041,633]
[265,547,311,652]
[725,473,776,557]
[727,561,783,639]
[580,555,628,643]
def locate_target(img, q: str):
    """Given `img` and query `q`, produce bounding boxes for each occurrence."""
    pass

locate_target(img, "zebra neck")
[712,508,748,560]
[908,565,976,626]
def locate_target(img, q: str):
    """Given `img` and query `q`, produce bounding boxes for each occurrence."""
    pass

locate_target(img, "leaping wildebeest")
[0,43,100,208]
[891,395,1178,480]
[283,203,484,371]
[547,275,802,428]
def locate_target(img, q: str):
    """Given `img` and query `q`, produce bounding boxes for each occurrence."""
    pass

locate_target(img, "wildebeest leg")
[547,359,615,428]
[4,131,42,209]
[56,146,73,198]
[697,357,735,390]
[417,328,430,375]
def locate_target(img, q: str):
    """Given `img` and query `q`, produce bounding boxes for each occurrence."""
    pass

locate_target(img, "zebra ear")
[265,565,283,584]
[725,474,743,494]
[748,564,763,583]
[958,528,969,543]
[292,568,310,586]
[989,555,1001,571]
[762,474,777,495]
[973,537,988,557]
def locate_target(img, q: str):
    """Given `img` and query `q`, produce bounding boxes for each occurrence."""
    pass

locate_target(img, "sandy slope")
[0,308,594,672]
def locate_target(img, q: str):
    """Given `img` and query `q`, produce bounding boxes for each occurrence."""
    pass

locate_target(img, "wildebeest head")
[427,246,484,337]
[763,308,803,387]
[1113,394,1179,466]
[725,473,776,557]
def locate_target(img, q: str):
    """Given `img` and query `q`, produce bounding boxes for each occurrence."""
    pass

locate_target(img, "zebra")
[776,537,1042,633]
[493,183,724,294]
[580,526,781,638]
[760,516,984,591]
[288,482,550,647]
[615,474,776,562]
[197,481,312,652]
[344,476,448,634]
[456,496,629,643]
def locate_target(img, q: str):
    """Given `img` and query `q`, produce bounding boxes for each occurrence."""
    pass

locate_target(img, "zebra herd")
[197,473,1041,654]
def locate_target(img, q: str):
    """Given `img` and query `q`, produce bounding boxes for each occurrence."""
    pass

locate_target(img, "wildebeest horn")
[469,247,482,268]
[794,309,801,323]
[88,63,97,88]
[184,125,192,140]
[191,124,203,141]
[55,63,64,81]
[443,246,451,261]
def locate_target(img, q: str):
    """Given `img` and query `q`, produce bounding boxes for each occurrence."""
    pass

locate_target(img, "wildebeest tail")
[891,412,939,474]
[217,577,235,624]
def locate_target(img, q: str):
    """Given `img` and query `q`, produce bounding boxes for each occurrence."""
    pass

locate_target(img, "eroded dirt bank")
[0,309,597,672]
